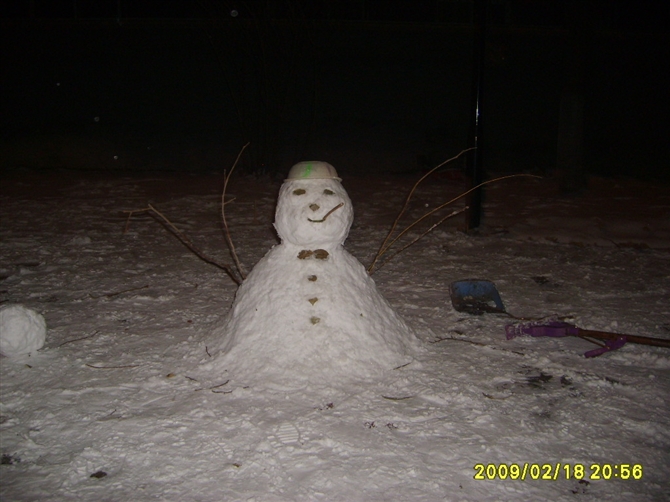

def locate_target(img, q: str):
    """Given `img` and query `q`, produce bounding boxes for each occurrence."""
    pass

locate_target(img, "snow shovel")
[449,280,670,357]
[449,280,507,315]
[506,320,670,358]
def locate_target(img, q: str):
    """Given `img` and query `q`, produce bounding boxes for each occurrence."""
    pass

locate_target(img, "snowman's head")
[274,162,353,248]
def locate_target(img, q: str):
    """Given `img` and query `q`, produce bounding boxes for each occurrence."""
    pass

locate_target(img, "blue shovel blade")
[450,280,506,315]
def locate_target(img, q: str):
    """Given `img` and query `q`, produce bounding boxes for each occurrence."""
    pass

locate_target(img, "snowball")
[0,305,47,357]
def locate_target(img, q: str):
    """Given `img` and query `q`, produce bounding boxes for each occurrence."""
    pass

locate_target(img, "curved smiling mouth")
[307,203,344,223]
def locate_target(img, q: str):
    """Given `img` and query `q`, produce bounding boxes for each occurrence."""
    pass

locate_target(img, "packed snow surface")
[1,168,669,501]
[0,304,47,357]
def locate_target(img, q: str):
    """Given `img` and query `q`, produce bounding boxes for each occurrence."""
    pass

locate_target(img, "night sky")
[1,0,669,179]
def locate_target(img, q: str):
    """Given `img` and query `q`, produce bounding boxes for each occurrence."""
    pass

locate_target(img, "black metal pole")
[465,0,487,231]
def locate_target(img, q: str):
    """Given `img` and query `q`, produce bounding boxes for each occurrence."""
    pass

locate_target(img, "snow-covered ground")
[1,167,669,501]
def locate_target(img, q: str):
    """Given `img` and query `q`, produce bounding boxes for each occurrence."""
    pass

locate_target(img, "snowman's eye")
[323,189,335,195]
[293,189,306,195]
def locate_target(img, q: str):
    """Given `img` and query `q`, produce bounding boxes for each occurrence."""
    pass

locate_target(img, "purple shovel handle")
[505,321,579,340]
[505,321,628,358]
[507,320,669,357]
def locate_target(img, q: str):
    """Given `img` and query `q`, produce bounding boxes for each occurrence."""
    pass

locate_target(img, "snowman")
[205,162,420,385]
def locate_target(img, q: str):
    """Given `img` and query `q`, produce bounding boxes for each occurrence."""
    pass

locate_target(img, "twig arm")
[123,205,242,285]
[221,142,250,281]
[369,148,474,273]
[372,207,467,273]
[368,172,541,273]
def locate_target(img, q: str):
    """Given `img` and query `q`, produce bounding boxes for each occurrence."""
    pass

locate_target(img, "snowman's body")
[208,163,419,384]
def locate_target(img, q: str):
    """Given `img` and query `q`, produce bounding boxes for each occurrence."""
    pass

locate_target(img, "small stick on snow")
[430,336,487,346]
[194,380,230,392]
[483,393,512,400]
[430,336,525,356]
[90,285,149,299]
[86,363,140,369]
[221,142,250,282]
[56,330,100,348]
[123,210,136,234]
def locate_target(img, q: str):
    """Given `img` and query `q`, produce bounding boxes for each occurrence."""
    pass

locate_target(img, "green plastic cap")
[286,161,341,181]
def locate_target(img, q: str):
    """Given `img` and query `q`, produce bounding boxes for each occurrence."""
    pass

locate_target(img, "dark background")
[1,0,669,180]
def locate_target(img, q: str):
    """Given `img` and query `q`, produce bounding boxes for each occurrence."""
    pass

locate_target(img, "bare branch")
[372,207,467,273]
[56,331,100,348]
[86,363,140,369]
[368,148,474,273]
[123,205,242,285]
[368,171,542,273]
[222,142,251,282]
[90,285,149,299]
[194,380,230,392]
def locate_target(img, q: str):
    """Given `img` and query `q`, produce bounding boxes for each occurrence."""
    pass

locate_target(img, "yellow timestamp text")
[473,463,643,481]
